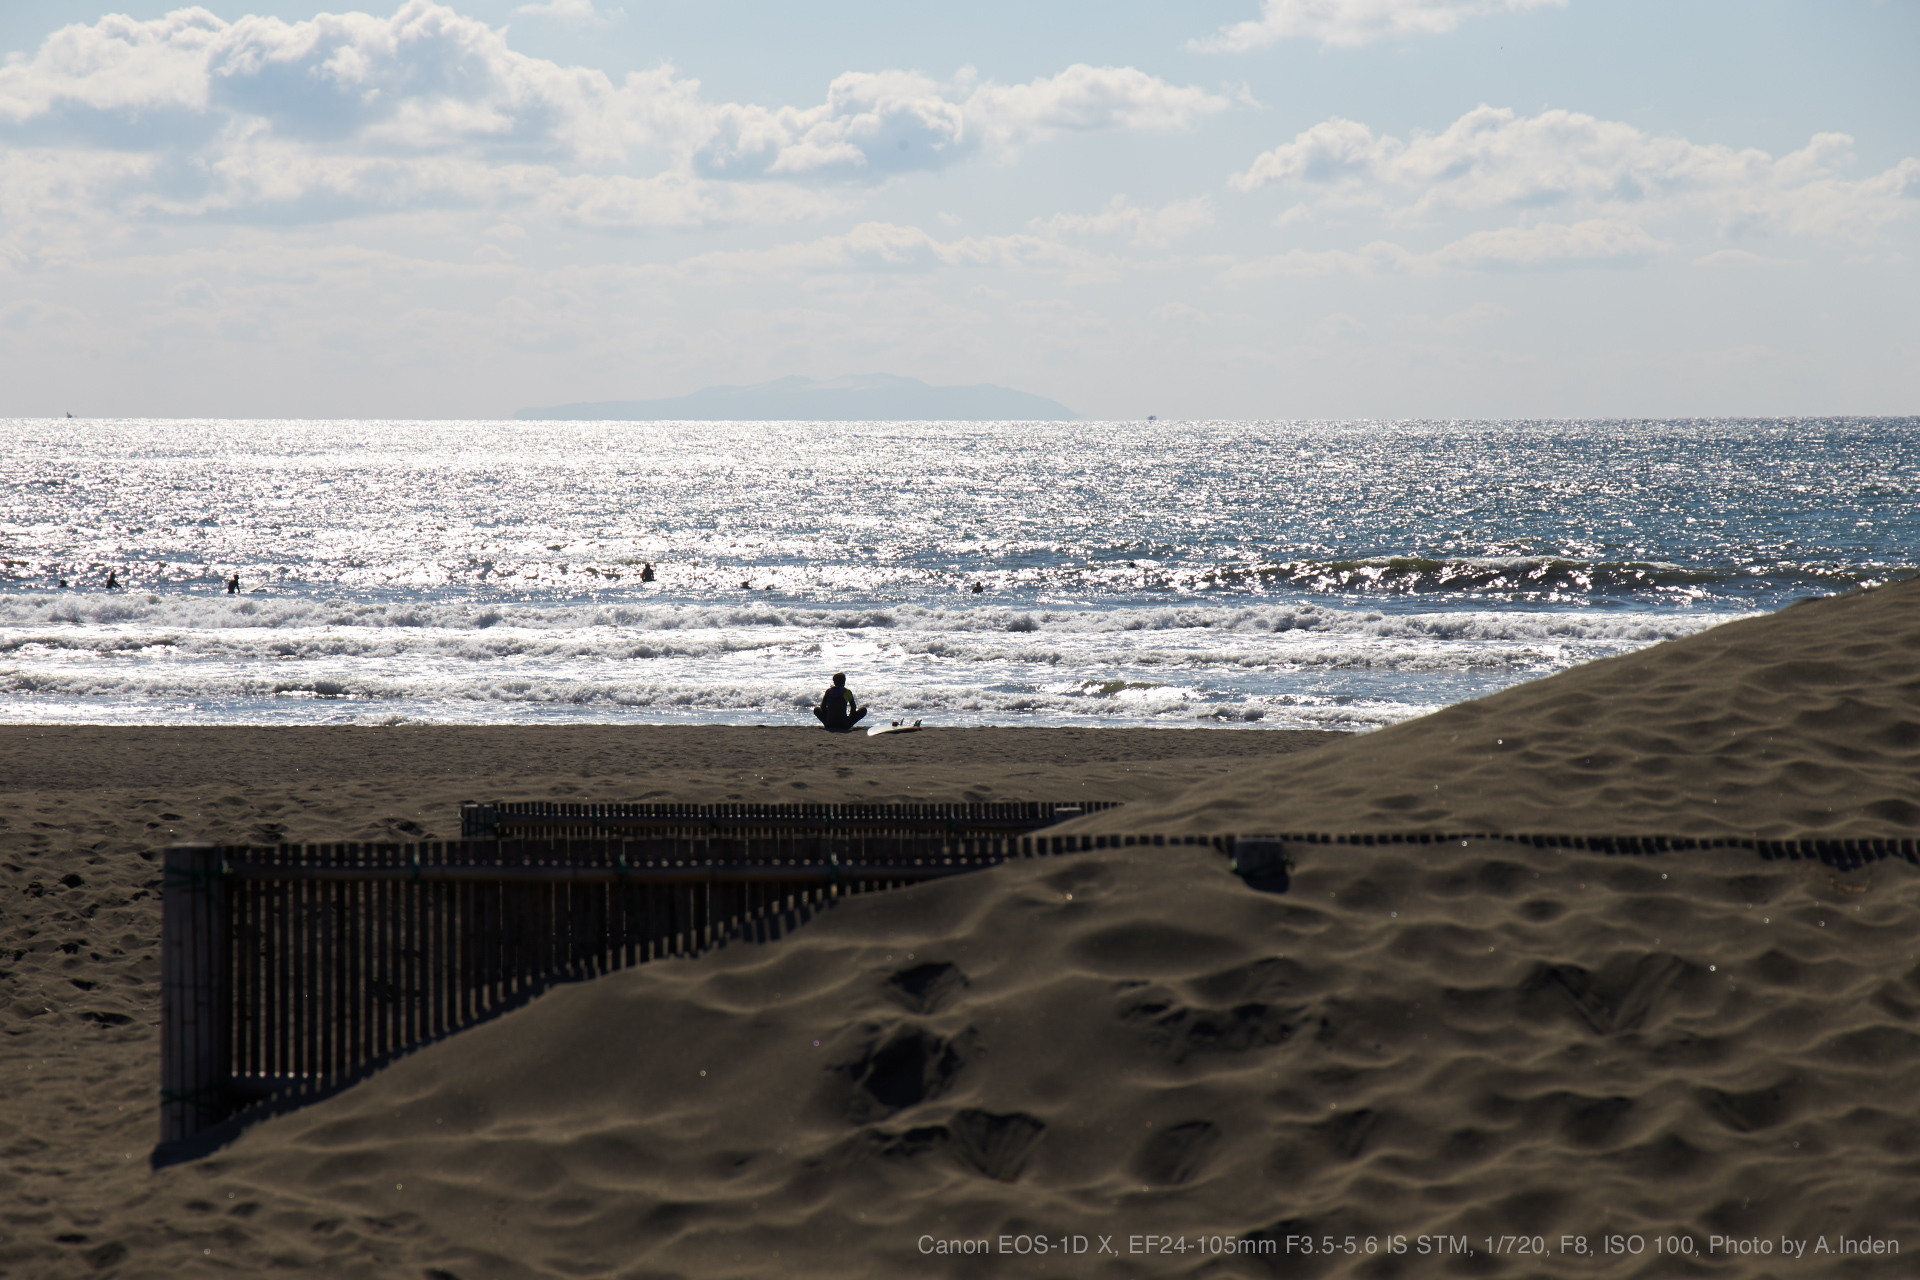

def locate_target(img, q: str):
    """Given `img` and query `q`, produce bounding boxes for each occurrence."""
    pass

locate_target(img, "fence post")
[159,843,232,1147]
[461,802,497,841]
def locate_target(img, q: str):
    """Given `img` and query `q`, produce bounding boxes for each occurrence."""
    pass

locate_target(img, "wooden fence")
[155,828,1212,1164]
[459,799,1120,841]
[156,825,1916,1165]
[1245,830,1920,866]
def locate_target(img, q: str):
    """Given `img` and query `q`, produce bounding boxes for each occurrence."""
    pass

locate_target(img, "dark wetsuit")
[813,683,868,732]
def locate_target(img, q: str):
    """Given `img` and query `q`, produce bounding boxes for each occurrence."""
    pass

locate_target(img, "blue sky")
[2,0,1915,419]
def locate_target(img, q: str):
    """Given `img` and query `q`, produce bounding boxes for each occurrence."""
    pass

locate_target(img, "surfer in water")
[812,672,868,733]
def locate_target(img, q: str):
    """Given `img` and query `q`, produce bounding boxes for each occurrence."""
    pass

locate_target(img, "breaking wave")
[0,592,1732,644]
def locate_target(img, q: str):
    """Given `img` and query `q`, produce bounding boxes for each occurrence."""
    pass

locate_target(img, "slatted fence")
[1242,830,1920,867]
[155,827,1207,1165]
[460,799,1120,841]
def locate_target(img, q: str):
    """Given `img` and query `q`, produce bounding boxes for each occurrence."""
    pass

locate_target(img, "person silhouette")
[812,672,868,732]
[640,563,655,582]
[105,570,118,590]
[226,573,240,594]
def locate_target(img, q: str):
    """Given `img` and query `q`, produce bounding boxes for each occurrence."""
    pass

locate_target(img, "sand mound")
[43,836,1916,1278]
[1061,578,1920,838]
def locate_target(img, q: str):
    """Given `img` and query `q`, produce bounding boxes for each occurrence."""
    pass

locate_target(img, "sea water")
[1,417,1912,730]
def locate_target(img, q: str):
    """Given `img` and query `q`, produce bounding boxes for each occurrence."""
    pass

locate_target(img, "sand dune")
[219,837,1916,1279]
[13,832,1919,1277]
[1061,578,1920,838]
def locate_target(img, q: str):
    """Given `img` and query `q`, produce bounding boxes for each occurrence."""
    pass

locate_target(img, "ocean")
[1,417,1912,730]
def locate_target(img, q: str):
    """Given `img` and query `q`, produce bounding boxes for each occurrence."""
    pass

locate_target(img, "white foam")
[0,592,1737,642]
[0,589,1741,729]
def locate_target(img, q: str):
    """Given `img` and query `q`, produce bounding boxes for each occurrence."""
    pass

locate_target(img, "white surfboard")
[867,720,924,736]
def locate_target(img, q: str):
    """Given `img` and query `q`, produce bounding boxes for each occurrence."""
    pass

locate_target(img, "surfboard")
[867,720,923,736]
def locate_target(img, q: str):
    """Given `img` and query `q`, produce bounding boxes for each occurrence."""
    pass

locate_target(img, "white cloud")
[679,221,1107,280]
[1271,202,1313,230]
[1224,217,1664,280]
[1691,248,1796,268]
[698,70,969,178]
[1224,240,1419,280]
[699,65,1228,179]
[0,3,1227,231]
[0,5,704,189]
[1190,0,1565,52]
[0,9,221,120]
[1432,217,1668,268]
[967,64,1230,144]
[513,0,620,22]
[1231,105,1920,244]
[1232,116,1386,188]
[1033,195,1215,248]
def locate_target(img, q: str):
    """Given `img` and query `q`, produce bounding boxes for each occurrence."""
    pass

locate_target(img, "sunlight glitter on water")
[2,417,1912,726]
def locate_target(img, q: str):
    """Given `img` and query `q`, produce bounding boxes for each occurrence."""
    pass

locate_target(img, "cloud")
[678,221,1107,280]
[698,65,1229,179]
[1231,105,1920,243]
[0,4,704,183]
[1,296,85,332]
[0,3,1228,230]
[1231,116,1388,188]
[1224,240,1419,280]
[1032,195,1215,248]
[1431,217,1669,269]
[966,64,1231,144]
[1691,248,1796,268]
[513,0,620,21]
[1190,0,1565,52]
[1224,217,1664,280]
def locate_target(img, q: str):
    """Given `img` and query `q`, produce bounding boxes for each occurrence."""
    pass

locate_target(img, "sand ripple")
[85,837,1915,1278]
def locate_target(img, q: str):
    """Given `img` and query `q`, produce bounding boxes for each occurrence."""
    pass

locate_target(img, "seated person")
[812,672,869,732]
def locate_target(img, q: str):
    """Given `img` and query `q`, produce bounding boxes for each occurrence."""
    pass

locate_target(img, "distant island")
[515,374,1076,422]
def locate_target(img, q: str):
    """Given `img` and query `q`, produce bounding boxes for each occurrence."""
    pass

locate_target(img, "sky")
[1,0,1916,420]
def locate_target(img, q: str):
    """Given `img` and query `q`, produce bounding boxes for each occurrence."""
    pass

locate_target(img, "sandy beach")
[5,581,1920,1277]
[1,725,1333,1278]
